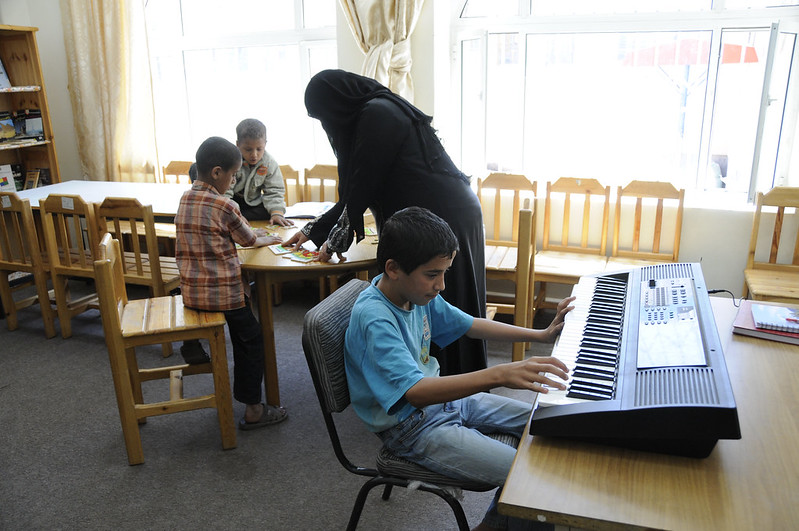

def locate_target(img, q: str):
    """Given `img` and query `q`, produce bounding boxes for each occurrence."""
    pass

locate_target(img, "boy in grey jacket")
[225,118,293,226]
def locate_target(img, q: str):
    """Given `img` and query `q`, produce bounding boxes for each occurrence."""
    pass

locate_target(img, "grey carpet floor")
[0,279,557,530]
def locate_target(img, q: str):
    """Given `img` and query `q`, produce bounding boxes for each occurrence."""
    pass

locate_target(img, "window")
[454,2,799,198]
[144,0,337,170]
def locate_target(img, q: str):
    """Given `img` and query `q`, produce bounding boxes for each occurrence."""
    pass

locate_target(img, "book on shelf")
[732,299,799,346]
[0,57,10,89]
[0,111,15,140]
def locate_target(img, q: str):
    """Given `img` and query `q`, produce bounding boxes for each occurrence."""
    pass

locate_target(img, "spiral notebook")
[749,303,799,333]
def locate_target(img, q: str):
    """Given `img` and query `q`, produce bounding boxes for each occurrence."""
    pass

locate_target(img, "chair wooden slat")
[743,187,799,303]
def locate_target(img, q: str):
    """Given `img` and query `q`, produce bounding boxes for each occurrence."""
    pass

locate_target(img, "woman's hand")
[316,241,347,263]
[284,231,309,249]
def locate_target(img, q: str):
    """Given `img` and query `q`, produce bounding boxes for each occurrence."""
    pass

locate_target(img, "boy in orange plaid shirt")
[175,136,287,429]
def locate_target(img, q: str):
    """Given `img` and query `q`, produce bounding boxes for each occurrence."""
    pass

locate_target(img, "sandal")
[239,404,288,430]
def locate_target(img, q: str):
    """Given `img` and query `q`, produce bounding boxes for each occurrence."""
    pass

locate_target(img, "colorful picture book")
[0,58,11,89]
[268,244,292,255]
[732,300,799,346]
[282,248,319,262]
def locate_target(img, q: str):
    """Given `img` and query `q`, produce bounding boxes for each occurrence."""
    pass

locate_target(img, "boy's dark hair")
[195,137,241,176]
[377,207,459,274]
[236,118,267,142]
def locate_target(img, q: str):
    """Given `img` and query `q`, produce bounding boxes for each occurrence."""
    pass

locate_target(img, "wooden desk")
[17,180,188,217]
[499,296,799,530]
[239,221,378,406]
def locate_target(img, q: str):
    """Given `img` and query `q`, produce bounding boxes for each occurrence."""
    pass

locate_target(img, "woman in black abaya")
[286,69,487,375]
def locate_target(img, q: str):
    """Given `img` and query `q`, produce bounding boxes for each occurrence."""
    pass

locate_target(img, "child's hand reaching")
[252,228,282,248]
[270,213,294,227]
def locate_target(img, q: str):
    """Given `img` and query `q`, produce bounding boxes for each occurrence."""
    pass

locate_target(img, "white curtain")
[60,0,158,182]
[339,0,426,102]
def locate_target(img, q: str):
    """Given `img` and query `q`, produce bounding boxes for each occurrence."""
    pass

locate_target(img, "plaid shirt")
[175,180,257,311]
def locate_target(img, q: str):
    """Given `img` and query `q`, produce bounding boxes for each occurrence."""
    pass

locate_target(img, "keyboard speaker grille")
[634,367,720,406]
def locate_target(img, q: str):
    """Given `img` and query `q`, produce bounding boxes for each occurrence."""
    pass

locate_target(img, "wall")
[0,0,81,182]
[2,0,760,299]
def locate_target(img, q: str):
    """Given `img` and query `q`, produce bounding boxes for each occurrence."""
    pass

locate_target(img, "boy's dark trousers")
[224,303,265,405]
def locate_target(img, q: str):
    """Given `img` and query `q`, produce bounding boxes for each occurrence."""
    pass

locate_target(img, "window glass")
[486,33,524,172]
[532,1,710,15]
[705,29,771,192]
[461,38,485,174]
[518,31,711,189]
[303,0,337,28]
[145,1,336,168]
[461,0,526,18]
[181,0,295,35]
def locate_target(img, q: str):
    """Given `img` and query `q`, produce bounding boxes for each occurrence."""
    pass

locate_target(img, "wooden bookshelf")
[0,25,60,187]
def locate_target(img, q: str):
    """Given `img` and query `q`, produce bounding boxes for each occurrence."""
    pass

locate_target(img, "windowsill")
[683,189,754,213]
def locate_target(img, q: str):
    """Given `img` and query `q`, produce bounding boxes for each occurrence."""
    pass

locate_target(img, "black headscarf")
[303,70,455,249]
[304,69,434,192]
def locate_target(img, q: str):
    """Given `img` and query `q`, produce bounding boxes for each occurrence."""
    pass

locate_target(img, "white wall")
[0,0,82,182]
[1,0,758,299]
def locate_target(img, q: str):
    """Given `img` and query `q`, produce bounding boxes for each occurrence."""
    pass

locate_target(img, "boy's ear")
[384,258,404,280]
[209,165,223,180]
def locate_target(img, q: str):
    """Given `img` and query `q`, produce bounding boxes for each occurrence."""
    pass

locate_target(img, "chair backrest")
[95,197,169,295]
[161,160,193,184]
[303,164,339,203]
[302,278,371,475]
[94,233,127,345]
[40,194,100,279]
[303,278,370,414]
[0,192,45,274]
[542,177,611,256]
[279,164,303,205]
[612,180,685,262]
[476,172,537,245]
[746,187,799,272]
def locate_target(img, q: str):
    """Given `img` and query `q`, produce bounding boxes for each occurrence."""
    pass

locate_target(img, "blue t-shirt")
[344,275,474,432]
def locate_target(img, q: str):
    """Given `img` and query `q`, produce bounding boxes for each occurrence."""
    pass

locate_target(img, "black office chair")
[302,278,519,530]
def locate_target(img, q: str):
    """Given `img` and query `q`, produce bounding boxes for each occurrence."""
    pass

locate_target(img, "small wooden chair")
[303,164,339,203]
[535,177,611,309]
[477,173,537,359]
[743,187,799,303]
[39,194,101,338]
[161,160,193,184]
[94,233,236,465]
[606,180,685,271]
[96,197,182,356]
[279,165,303,206]
[303,164,342,299]
[0,192,56,337]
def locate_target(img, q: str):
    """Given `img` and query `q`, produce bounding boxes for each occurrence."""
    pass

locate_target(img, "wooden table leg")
[255,271,280,406]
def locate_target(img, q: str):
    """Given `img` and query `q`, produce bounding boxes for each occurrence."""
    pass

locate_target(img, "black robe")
[304,71,487,375]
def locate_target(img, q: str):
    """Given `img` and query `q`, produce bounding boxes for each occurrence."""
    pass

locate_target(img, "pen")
[786,317,799,323]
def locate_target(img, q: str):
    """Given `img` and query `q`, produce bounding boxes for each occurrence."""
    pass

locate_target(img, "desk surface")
[17,180,189,217]
[499,296,799,530]
[238,221,378,273]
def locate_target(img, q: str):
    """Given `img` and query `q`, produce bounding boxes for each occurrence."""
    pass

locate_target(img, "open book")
[284,201,334,219]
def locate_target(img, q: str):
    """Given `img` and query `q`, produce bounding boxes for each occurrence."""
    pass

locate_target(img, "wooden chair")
[94,233,235,465]
[39,194,101,338]
[0,192,56,338]
[476,173,537,360]
[303,164,342,299]
[606,180,685,272]
[279,164,303,206]
[743,187,799,303]
[535,177,611,309]
[302,279,519,531]
[96,197,182,356]
[161,160,193,184]
[303,164,338,203]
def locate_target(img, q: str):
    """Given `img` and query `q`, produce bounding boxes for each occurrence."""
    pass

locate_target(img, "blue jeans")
[378,392,532,528]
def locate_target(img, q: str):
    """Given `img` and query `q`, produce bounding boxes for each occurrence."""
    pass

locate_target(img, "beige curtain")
[340,0,425,102]
[60,0,157,182]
